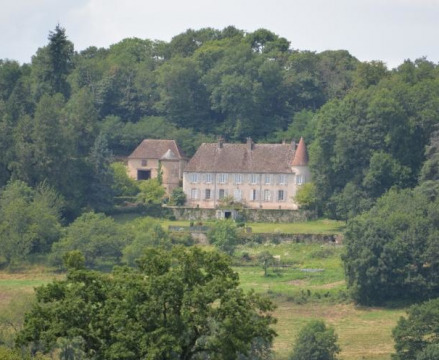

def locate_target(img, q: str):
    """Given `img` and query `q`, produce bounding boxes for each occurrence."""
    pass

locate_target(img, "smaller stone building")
[127,139,187,194]
[183,137,311,210]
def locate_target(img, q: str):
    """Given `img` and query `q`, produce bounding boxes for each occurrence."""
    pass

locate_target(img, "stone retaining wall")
[167,206,316,223]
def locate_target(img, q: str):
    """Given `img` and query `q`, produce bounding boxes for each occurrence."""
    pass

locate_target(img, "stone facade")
[183,137,311,209]
[127,139,187,195]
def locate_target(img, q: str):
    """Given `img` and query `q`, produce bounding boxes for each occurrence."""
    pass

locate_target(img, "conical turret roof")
[292,137,308,166]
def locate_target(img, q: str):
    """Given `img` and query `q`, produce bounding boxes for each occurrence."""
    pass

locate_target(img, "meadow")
[0,219,405,359]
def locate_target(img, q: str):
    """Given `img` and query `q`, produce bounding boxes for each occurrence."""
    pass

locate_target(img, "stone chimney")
[246,137,254,150]
[291,140,296,150]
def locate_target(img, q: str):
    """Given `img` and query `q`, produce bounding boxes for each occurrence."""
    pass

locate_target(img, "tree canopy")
[17,247,276,360]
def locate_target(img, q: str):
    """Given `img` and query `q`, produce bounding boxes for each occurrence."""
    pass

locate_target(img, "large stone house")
[183,137,310,209]
[127,139,188,194]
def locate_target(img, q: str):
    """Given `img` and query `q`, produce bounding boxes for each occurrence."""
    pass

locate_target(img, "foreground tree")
[392,299,439,360]
[289,320,340,360]
[17,247,276,359]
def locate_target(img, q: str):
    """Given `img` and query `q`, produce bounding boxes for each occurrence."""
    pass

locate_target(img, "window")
[296,175,304,185]
[141,159,147,166]
[234,189,242,201]
[250,174,259,184]
[264,174,271,184]
[205,173,212,183]
[264,190,271,201]
[205,189,211,200]
[278,190,285,201]
[218,173,228,184]
[279,174,287,185]
[190,173,199,183]
[234,173,243,184]
[250,189,258,201]
[219,189,226,199]
[191,188,198,199]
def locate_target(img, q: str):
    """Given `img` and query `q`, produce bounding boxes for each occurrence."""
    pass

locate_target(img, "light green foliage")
[136,178,165,204]
[294,182,317,211]
[343,189,439,305]
[0,294,34,347]
[122,217,171,266]
[392,299,439,360]
[51,212,127,268]
[207,220,240,255]
[258,251,274,277]
[110,162,139,196]
[0,181,62,265]
[289,320,340,360]
[416,344,439,360]
[17,247,276,360]
[0,347,22,360]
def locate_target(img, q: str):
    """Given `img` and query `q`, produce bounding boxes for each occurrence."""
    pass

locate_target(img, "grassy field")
[112,214,345,234]
[232,242,404,359]
[0,237,403,359]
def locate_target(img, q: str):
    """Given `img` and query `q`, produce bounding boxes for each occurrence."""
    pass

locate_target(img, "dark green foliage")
[2,25,439,219]
[392,299,439,360]
[289,320,340,360]
[311,71,439,218]
[343,189,439,305]
[169,187,186,206]
[17,247,276,360]
[0,181,62,265]
[87,133,115,212]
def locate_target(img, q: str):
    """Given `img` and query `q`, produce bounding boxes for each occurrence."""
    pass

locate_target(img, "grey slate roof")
[128,139,186,160]
[184,142,298,174]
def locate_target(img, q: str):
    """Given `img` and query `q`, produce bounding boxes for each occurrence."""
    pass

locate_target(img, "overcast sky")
[2,0,438,69]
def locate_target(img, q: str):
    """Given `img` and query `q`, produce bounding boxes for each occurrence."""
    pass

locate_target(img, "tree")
[258,251,274,277]
[17,247,276,359]
[47,24,74,97]
[110,162,139,197]
[392,299,439,360]
[0,181,62,265]
[87,133,115,212]
[169,186,186,206]
[343,189,439,305]
[207,220,240,255]
[136,178,165,204]
[289,320,340,360]
[122,217,172,266]
[294,182,318,211]
[50,212,126,268]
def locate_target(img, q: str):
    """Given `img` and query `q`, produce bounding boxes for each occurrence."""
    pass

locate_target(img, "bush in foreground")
[289,320,340,360]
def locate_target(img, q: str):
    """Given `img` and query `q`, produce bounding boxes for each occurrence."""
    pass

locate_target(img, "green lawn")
[112,214,345,234]
[232,242,403,359]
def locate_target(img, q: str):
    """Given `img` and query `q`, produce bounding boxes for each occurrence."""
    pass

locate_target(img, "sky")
[1,0,439,69]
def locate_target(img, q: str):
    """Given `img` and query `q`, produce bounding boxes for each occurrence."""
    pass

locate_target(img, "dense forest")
[2,25,439,220]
